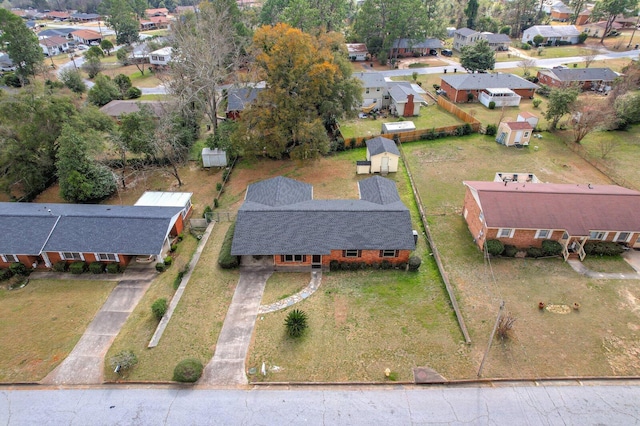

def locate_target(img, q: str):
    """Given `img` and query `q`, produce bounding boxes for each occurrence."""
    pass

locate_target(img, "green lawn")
[455,97,548,129]
[511,45,599,59]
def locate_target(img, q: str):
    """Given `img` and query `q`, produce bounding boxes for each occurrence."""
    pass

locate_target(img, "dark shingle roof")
[359,175,401,205]
[483,33,511,44]
[226,87,263,112]
[455,28,478,37]
[366,136,400,157]
[441,73,539,90]
[231,176,415,255]
[37,28,75,37]
[392,38,443,49]
[244,176,313,206]
[541,67,618,82]
[0,203,182,256]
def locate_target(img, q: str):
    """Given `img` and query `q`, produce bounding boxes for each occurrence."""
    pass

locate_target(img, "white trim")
[614,232,631,243]
[94,253,119,262]
[1,254,19,263]
[463,208,468,219]
[60,251,84,261]
[535,229,552,239]
[589,231,608,241]
[497,228,515,238]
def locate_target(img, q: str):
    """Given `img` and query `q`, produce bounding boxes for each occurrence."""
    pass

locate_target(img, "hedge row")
[218,222,239,269]
[53,261,122,274]
[584,241,625,256]
[329,260,406,271]
[485,239,563,258]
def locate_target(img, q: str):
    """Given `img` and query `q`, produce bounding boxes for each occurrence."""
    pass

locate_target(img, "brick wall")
[0,255,42,269]
[462,187,486,249]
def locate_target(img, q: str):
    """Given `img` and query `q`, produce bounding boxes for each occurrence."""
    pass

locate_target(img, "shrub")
[214,198,219,208]
[467,92,474,102]
[222,168,231,181]
[151,298,168,320]
[89,262,105,274]
[408,256,422,271]
[541,240,562,256]
[497,312,516,339]
[349,138,356,149]
[381,260,392,270]
[0,268,13,281]
[173,358,204,382]
[285,309,308,338]
[9,262,27,276]
[69,261,87,274]
[178,233,184,242]
[488,101,496,110]
[106,263,120,273]
[485,124,497,136]
[125,87,141,99]
[503,245,518,257]
[156,262,166,272]
[584,241,624,256]
[164,256,173,266]
[536,84,551,97]
[173,270,185,289]
[109,350,138,374]
[216,182,222,191]
[53,261,67,272]
[520,43,531,50]
[203,205,212,218]
[397,262,407,270]
[578,32,588,43]
[500,26,511,35]
[485,239,504,256]
[532,98,542,108]
[329,260,339,271]
[218,222,239,269]
[526,247,544,258]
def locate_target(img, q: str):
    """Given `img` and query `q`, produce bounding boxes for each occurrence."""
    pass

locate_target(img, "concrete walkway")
[41,274,155,385]
[148,221,215,348]
[567,250,640,280]
[258,271,322,314]
[199,269,272,386]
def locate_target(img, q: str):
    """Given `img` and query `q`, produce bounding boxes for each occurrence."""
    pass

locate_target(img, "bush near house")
[89,262,105,274]
[106,263,121,274]
[485,124,497,136]
[486,239,504,256]
[584,241,625,256]
[408,256,422,271]
[9,262,27,276]
[155,263,166,272]
[69,261,87,274]
[0,268,13,281]
[53,261,67,272]
[173,358,203,382]
[526,247,544,258]
[218,222,239,269]
[503,245,518,257]
[151,298,168,320]
[541,240,562,256]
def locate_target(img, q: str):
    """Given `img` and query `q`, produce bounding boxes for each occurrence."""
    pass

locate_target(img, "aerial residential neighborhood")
[1,0,640,421]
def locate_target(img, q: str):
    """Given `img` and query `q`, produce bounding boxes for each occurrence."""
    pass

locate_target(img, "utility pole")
[477,301,504,378]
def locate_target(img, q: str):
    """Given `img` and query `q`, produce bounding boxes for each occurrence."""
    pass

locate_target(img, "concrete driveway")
[199,269,272,386]
[41,278,153,385]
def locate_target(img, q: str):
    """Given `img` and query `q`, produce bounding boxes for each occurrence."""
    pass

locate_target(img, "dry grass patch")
[581,256,638,273]
[105,222,238,381]
[0,279,116,382]
[261,273,311,306]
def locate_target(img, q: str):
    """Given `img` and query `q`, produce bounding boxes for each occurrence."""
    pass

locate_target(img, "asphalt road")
[2,383,640,425]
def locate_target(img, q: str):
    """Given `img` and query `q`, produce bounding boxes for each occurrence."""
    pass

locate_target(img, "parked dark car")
[429,49,438,56]
[441,49,453,57]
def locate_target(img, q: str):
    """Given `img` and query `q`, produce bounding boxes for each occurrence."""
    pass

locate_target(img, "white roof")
[150,47,172,56]
[383,121,416,131]
[135,191,192,208]
[525,25,580,38]
[486,88,516,95]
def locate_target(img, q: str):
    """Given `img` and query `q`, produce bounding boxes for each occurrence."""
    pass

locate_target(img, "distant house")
[99,100,166,121]
[145,7,169,17]
[354,72,427,116]
[453,29,510,52]
[71,13,101,22]
[346,43,369,61]
[576,9,591,25]
[0,54,15,71]
[365,136,400,174]
[550,1,572,21]
[231,176,416,270]
[39,36,70,56]
[517,111,539,129]
[582,20,623,38]
[174,5,197,14]
[521,25,581,45]
[440,73,539,103]
[226,87,263,119]
[462,181,640,260]
[495,121,533,146]
[390,38,443,57]
[0,199,190,270]
[536,67,618,91]
[38,27,76,39]
[149,47,172,68]
[46,11,70,21]
[70,29,102,45]
[354,72,387,109]
[148,15,170,28]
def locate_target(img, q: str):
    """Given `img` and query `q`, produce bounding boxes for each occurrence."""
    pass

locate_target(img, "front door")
[312,255,321,269]
[381,156,389,174]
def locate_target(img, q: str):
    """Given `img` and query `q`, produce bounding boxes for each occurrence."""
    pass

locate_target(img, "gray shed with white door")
[201,148,227,167]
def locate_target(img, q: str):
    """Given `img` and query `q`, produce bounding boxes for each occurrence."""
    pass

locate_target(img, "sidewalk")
[567,251,640,280]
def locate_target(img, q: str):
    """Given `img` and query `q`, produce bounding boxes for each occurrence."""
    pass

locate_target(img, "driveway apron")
[200,269,272,386]
[41,278,153,385]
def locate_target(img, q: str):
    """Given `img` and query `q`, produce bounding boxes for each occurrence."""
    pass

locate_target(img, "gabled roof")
[359,175,401,204]
[483,33,511,44]
[99,100,166,118]
[227,87,263,112]
[231,176,415,255]
[38,28,75,37]
[0,54,14,66]
[135,191,192,208]
[39,36,68,47]
[455,28,479,37]
[71,13,101,20]
[441,73,539,90]
[366,136,400,157]
[503,121,533,130]
[71,29,101,40]
[346,43,368,54]
[145,7,169,16]
[524,25,580,37]
[0,203,183,255]
[354,72,386,88]
[244,176,313,207]
[551,1,572,14]
[463,181,640,236]
[150,47,172,56]
[47,11,70,19]
[387,81,426,104]
[539,67,618,82]
[392,38,443,49]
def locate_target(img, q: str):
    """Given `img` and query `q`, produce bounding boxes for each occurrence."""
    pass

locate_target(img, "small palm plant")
[285,309,308,338]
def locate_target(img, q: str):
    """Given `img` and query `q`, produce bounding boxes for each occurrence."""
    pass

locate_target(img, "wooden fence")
[436,95,481,127]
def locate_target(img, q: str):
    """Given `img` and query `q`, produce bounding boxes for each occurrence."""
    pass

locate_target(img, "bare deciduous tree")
[497,312,516,339]
[168,3,244,135]
[518,58,536,76]
[581,48,597,68]
[570,99,615,144]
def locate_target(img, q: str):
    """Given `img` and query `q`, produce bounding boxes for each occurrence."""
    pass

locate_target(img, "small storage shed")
[201,148,228,167]
[365,136,400,174]
[517,111,539,130]
[356,160,372,175]
[496,121,533,147]
[381,121,415,134]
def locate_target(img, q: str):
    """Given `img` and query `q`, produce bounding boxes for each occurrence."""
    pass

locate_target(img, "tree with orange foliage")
[233,24,361,160]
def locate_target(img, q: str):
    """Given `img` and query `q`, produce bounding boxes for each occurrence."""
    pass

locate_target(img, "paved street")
[2,383,640,424]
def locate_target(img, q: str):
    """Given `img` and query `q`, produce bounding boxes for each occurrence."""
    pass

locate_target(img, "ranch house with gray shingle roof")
[440,73,539,103]
[537,67,618,92]
[231,176,416,270]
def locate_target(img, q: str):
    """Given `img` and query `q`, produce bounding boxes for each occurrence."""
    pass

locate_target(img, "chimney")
[404,94,414,117]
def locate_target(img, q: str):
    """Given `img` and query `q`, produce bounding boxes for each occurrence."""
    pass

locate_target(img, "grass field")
[261,273,311,306]
[0,279,116,382]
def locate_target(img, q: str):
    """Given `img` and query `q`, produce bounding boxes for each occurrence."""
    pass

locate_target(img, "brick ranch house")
[462,181,640,260]
[440,73,539,103]
[231,176,416,270]
[0,192,192,270]
[536,67,618,92]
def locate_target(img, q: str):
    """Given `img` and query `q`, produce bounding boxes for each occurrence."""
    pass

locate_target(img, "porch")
[479,88,521,108]
[560,233,587,261]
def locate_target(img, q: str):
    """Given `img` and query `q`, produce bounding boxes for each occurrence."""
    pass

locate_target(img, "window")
[463,208,468,219]
[365,88,370,94]
[497,228,514,238]
[283,255,306,262]
[615,232,631,243]
[61,252,83,261]
[524,132,530,138]
[479,212,484,223]
[589,231,607,240]
[535,229,551,239]
[96,253,118,262]
[376,87,380,92]
[380,250,398,258]
[1,254,18,263]
[343,250,361,258]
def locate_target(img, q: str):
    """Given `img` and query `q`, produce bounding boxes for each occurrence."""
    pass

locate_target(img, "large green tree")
[592,0,637,43]
[100,0,140,45]
[233,24,361,160]
[465,0,479,29]
[544,86,580,131]
[0,9,43,80]
[260,0,350,31]
[88,74,122,106]
[460,39,495,73]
